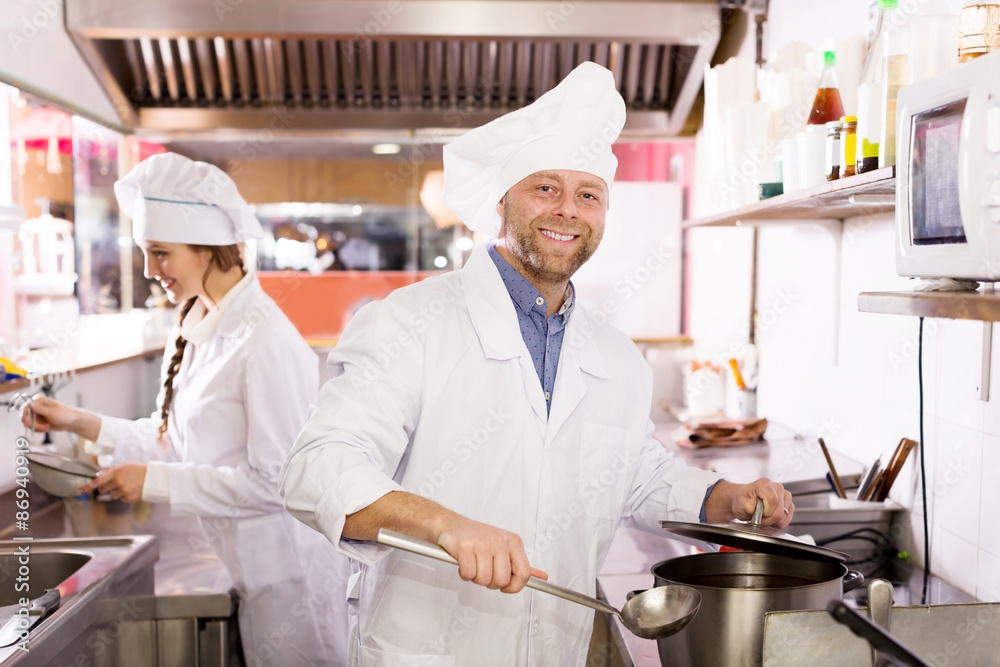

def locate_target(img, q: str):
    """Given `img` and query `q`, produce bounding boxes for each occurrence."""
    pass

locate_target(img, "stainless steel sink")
[0,551,92,606]
[0,536,158,665]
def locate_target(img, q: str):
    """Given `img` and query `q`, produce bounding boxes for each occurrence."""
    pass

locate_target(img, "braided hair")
[158,244,245,440]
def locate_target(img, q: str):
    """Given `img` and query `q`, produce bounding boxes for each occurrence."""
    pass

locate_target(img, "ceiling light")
[372,143,401,155]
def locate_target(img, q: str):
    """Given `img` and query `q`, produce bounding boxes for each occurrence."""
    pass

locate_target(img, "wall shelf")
[684,167,895,228]
[858,290,1000,321]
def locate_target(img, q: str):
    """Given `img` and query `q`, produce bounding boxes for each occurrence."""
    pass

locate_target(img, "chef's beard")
[501,202,603,286]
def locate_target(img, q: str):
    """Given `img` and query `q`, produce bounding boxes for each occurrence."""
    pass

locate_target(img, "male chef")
[280,62,794,665]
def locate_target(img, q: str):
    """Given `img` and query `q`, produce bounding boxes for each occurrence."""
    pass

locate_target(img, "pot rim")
[651,551,850,592]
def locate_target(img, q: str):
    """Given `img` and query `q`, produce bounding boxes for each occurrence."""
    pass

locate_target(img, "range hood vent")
[68,1,721,136]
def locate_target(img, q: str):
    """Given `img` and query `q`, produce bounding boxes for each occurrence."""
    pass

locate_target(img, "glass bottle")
[958,0,1000,62]
[857,0,893,173]
[840,116,857,179]
[808,50,845,126]
[880,2,910,168]
[825,120,842,181]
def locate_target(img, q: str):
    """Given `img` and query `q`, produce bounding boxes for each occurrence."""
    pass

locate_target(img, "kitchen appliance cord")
[918,317,929,605]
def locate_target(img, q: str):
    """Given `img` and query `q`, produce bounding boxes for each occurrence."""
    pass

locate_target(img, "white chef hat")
[443,61,626,237]
[115,152,264,246]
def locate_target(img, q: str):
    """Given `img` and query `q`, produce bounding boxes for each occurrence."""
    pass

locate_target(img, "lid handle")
[750,498,764,526]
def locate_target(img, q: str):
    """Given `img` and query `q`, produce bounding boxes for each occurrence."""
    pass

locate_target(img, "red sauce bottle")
[808,50,846,125]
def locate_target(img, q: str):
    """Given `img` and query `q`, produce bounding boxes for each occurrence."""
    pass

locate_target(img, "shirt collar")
[179,270,253,345]
[487,243,574,320]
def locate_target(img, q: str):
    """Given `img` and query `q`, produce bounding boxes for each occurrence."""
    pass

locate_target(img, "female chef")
[22,152,349,666]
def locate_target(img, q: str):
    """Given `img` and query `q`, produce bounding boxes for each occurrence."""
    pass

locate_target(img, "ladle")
[375,529,701,640]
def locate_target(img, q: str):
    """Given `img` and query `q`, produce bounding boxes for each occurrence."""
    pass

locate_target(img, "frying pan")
[375,529,701,640]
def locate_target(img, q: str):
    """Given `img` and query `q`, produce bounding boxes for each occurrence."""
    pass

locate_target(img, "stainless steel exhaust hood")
[67,0,721,139]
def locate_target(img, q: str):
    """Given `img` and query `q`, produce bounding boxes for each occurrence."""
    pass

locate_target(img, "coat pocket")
[577,424,633,520]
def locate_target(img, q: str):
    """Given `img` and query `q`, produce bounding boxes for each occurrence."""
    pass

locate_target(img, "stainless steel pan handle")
[375,529,621,618]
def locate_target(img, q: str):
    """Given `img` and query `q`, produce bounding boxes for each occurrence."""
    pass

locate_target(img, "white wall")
[687,0,1000,600]
[573,182,683,339]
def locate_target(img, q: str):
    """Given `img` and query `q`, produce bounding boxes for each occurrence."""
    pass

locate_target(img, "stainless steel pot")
[651,551,864,667]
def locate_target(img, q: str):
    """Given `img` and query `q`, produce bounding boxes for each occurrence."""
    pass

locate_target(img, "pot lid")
[660,500,849,563]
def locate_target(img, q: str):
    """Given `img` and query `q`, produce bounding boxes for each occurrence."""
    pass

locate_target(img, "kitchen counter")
[596,416,973,667]
[0,341,165,396]
[0,490,233,597]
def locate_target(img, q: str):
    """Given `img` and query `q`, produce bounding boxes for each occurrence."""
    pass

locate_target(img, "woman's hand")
[79,463,148,503]
[21,396,102,441]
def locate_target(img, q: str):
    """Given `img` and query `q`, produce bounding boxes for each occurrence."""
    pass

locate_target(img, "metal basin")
[0,552,91,606]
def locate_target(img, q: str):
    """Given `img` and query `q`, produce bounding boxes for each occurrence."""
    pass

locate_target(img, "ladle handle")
[375,529,621,618]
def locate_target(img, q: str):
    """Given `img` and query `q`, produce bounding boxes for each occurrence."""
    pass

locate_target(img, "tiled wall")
[686,213,1000,600]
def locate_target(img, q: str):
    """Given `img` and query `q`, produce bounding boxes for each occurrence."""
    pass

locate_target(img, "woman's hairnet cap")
[443,61,626,237]
[115,152,264,246]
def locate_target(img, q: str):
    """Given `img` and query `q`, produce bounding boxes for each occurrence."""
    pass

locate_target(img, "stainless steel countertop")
[596,417,973,667]
[597,418,857,666]
[1,494,233,597]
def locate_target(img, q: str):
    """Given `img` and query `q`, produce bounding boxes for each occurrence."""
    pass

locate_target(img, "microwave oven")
[896,50,1000,289]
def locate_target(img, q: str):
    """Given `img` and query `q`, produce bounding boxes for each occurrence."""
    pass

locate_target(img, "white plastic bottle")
[909,0,959,84]
[879,1,910,168]
[857,0,892,173]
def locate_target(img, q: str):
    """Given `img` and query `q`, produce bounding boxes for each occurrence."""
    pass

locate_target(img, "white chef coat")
[281,245,722,666]
[92,273,350,667]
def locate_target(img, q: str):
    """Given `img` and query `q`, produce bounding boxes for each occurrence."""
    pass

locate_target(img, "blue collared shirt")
[488,244,574,415]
